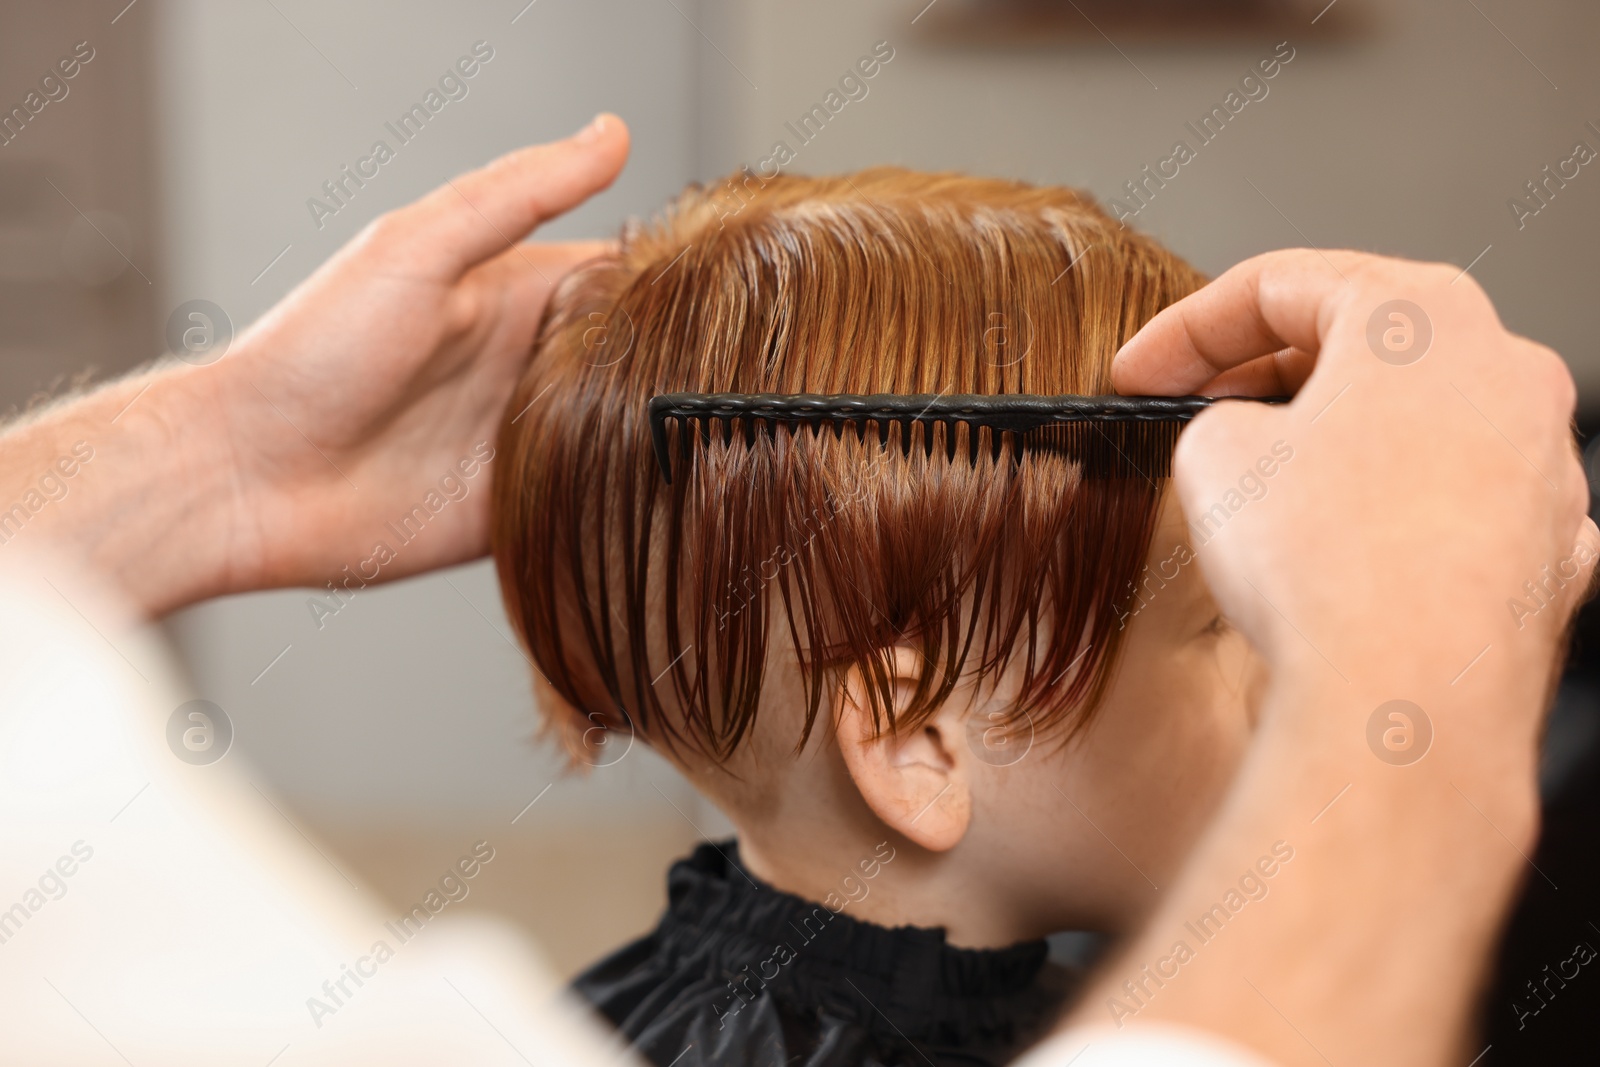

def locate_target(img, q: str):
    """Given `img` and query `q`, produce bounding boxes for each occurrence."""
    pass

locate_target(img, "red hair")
[492,168,1205,760]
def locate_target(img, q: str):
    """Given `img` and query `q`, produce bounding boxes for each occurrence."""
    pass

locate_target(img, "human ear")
[834,646,972,851]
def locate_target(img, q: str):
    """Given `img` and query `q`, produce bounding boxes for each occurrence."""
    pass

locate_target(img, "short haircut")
[491,167,1205,760]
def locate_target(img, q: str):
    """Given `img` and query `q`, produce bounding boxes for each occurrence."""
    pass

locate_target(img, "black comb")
[648,392,1288,483]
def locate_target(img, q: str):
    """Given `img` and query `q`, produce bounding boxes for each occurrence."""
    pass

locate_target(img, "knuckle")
[1344,250,1423,286]
[1443,272,1493,316]
[1348,255,1489,318]
[1563,458,1589,520]
[1521,339,1577,413]
[356,209,412,253]
[1422,259,1466,289]
[1550,360,1578,416]
[1291,246,1351,279]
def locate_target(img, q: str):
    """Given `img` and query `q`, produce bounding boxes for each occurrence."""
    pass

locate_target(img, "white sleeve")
[0,564,622,1067]
[1016,1026,1281,1067]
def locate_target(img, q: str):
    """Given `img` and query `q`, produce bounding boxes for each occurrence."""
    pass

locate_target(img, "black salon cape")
[573,842,1075,1067]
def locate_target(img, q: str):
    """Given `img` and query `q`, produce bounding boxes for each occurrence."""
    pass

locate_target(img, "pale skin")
[0,113,1590,1065]
[664,494,1265,949]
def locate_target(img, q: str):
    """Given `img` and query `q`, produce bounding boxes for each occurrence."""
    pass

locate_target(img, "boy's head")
[492,168,1262,938]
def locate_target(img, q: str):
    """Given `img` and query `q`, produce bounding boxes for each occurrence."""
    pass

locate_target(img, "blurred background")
[3,0,1598,1061]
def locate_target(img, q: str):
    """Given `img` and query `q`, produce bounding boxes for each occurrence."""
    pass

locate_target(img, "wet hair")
[491,167,1205,761]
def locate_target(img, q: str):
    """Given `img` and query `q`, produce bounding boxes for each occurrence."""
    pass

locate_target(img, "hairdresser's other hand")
[200,115,628,602]
[0,116,629,617]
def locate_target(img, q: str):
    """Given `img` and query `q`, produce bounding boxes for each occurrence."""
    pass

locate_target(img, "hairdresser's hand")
[1070,250,1596,1067]
[0,116,628,617]
[1115,250,1595,732]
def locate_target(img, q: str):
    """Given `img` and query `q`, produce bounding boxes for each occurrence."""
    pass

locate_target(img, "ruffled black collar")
[573,840,1075,1067]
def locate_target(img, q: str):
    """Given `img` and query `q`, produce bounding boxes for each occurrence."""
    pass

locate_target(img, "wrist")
[0,361,246,616]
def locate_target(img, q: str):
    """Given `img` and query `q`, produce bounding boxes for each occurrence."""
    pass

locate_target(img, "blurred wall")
[706,0,1600,391]
[0,2,161,416]
[51,0,1600,975]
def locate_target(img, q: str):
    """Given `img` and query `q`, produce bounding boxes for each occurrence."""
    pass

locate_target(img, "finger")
[1167,398,1288,642]
[1188,347,1317,397]
[392,114,630,277]
[1113,248,1357,395]
[1168,397,1279,553]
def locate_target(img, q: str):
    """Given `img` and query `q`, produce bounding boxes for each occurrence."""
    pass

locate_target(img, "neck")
[731,786,1046,949]
[688,698,1051,949]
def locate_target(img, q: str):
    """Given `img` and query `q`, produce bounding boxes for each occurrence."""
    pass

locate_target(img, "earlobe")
[835,647,972,852]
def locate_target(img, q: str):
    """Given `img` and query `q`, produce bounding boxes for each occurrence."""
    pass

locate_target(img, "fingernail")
[576,113,611,144]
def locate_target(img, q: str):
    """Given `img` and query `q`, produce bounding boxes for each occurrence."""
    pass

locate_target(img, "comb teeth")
[647,392,1288,483]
